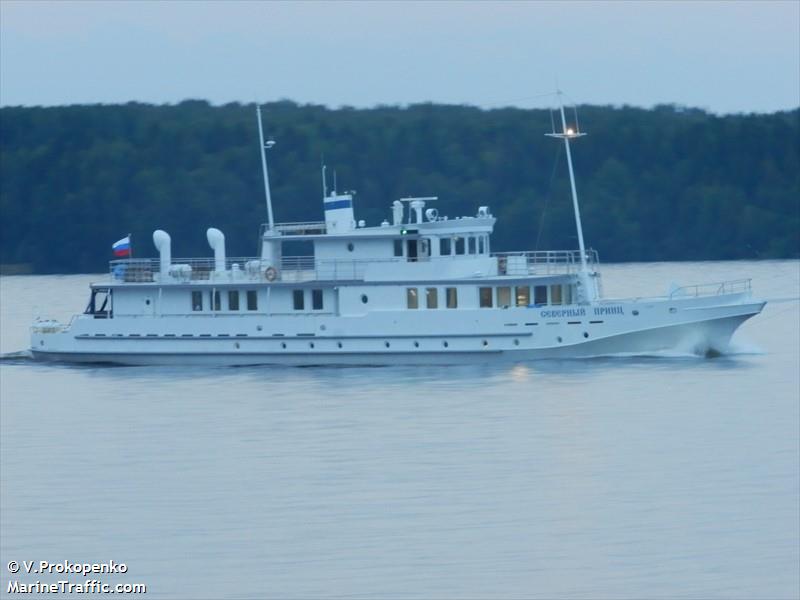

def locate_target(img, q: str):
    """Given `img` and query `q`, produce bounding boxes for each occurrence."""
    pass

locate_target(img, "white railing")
[668,279,751,299]
[109,249,595,285]
[260,221,327,237]
[492,249,599,275]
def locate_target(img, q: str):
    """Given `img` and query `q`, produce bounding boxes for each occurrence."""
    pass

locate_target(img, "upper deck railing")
[494,250,598,276]
[108,249,598,285]
[260,222,327,237]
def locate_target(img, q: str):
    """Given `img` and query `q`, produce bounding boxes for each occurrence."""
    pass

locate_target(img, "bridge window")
[312,289,324,310]
[446,287,458,309]
[497,286,511,308]
[246,290,258,311]
[192,291,203,311]
[293,290,304,310]
[426,287,438,309]
[479,287,493,308]
[563,285,573,305]
[228,290,239,311]
[440,238,451,256]
[455,237,465,255]
[468,237,476,254]
[407,288,419,309]
[478,236,485,254]
[516,286,530,307]
[394,240,403,257]
[534,286,547,305]
[210,290,221,311]
[550,285,563,305]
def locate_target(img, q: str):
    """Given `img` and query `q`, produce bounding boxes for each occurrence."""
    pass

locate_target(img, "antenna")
[545,90,588,273]
[333,169,337,194]
[256,104,275,232]
[321,161,328,199]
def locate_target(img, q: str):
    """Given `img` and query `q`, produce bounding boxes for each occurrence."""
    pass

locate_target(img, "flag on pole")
[112,236,131,257]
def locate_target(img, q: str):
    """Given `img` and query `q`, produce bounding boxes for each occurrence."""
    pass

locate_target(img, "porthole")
[281,342,286,349]
[385,341,391,348]
[257,325,263,331]
[557,336,563,343]
[320,324,326,331]
[309,342,315,349]
[442,341,449,348]
[482,340,488,347]
[337,342,343,349]
[347,243,354,252]
[234,342,240,349]
[632,310,639,316]
[361,294,368,304]
[145,299,151,305]
[583,332,589,338]
[669,307,677,314]
[513,339,519,346]
[413,341,419,348]
[39,340,44,346]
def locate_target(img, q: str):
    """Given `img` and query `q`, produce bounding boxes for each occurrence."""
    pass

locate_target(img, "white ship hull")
[31,295,764,367]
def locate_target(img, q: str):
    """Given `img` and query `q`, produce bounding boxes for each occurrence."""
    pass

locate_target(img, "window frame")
[406,287,419,309]
[293,289,305,311]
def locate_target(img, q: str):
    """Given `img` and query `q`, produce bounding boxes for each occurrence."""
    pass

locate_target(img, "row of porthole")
[273,339,527,350]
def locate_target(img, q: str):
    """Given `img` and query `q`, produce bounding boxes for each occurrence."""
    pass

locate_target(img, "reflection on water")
[1,262,798,599]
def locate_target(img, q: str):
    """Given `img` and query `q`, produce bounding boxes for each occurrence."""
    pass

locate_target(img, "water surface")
[1,261,798,599]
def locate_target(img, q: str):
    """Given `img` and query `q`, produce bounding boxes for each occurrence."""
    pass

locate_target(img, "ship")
[30,93,765,365]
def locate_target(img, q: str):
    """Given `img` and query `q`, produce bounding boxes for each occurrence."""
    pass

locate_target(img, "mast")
[256,105,275,232]
[545,90,588,272]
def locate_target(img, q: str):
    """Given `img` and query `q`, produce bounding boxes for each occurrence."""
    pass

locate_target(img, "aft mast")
[256,105,276,232]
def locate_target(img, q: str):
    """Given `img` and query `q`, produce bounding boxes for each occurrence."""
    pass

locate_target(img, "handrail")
[109,248,595,284]
[260,221,327,237]
[668,279,751,299]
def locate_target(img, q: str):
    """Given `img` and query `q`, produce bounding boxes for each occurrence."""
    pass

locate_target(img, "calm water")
[1,261,798,599]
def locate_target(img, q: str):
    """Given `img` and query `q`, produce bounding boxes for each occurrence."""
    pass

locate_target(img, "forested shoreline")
[1,100,798,274]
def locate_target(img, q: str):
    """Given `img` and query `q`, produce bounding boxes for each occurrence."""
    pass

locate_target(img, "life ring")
[264,266,278,282]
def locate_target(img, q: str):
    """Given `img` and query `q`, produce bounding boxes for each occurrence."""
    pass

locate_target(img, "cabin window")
[497,286,511,308]
[479,287,493,308]
[228,290,240,311]
[406,240,418,262]
[394,240,403,257]
[516,286,530,307]
[426,287,438,309]
[293,290,305,310]
[210,290,221,311]
[347,243,354,252]
[191,291,203,311]
[246,290,258,311]
[478,236,485,254]
[550,285,563,305]
[407,288,419,309]
[563,285,573,305]
[312,289,323,310]
[420,239,429,257]
[534,285,547,305]
[455,237,465,255]
[440,238,451,256]
[446,287,458,309]
[468,237,476,254]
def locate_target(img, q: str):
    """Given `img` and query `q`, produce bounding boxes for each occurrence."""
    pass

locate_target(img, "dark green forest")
[1,100,798,274]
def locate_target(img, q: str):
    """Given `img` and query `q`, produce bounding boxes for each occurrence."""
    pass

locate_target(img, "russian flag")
[112,236,131,257]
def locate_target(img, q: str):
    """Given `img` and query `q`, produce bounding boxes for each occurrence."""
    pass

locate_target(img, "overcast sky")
[1,0,798,113]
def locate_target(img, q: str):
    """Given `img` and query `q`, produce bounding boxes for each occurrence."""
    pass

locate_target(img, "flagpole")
[128,233,133,259]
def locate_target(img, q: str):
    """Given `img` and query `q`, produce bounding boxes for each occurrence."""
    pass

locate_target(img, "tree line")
[1,100,797,273]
